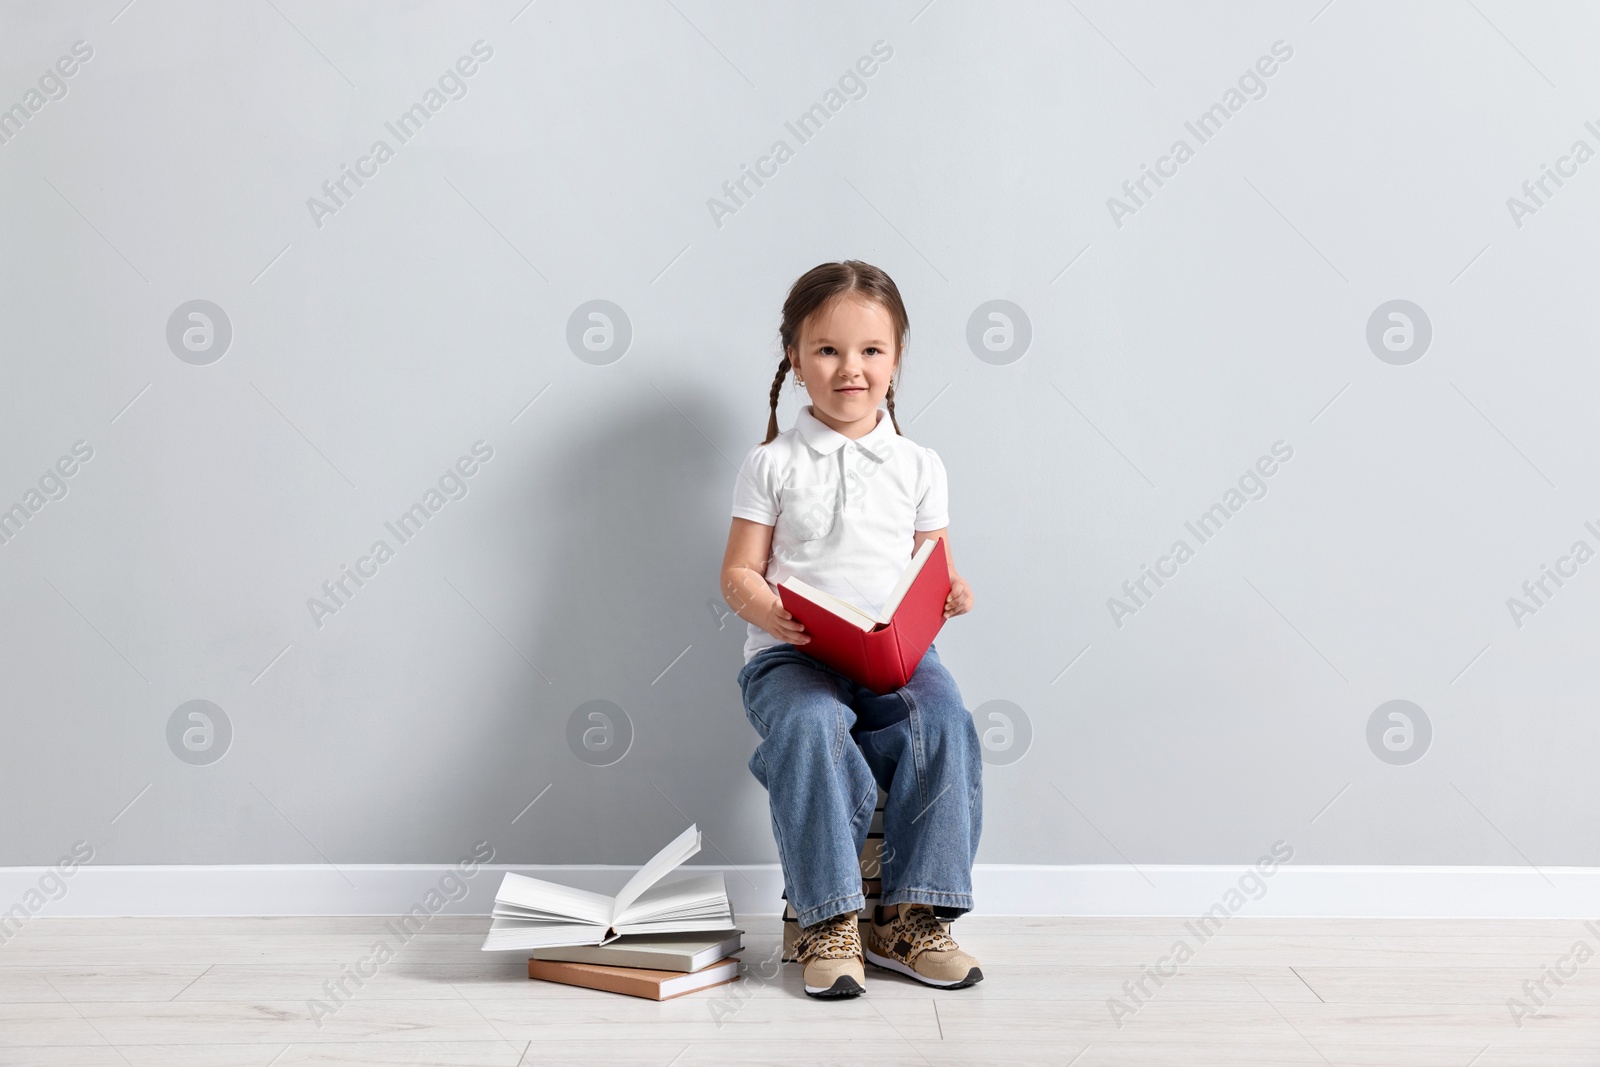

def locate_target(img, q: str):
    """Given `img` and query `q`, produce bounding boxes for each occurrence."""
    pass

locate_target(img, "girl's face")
[790,295,899,436]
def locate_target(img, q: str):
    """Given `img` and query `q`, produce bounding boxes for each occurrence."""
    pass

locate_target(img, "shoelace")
[892,906,957,959]
[795,912,861,962]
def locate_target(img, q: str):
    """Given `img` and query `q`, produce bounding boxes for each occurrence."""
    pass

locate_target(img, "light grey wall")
[3,0,1596,874]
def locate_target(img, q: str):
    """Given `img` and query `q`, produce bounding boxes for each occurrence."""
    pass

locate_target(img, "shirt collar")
[796,404,896,460]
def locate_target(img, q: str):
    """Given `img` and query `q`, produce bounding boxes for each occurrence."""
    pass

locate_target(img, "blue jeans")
[737,642,983,929]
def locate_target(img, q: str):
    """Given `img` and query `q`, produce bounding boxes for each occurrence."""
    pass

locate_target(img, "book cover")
[527,956,741,1001]
[778,537,952,694]
[528,931,744,973]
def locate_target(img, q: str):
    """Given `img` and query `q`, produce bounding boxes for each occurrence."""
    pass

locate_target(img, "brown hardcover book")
[527,956,741,1001]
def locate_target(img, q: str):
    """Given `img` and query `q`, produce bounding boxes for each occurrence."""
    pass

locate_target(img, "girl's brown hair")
[763,260,909,445]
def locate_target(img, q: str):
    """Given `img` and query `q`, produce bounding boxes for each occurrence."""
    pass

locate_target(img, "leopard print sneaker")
[865,904,983,988]
[794,910,866,998]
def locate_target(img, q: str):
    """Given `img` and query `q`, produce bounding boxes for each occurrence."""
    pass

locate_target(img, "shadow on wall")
[473,387,775,865]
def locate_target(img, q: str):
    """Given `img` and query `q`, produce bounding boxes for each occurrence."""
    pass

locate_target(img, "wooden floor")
[0,915,1596,1065]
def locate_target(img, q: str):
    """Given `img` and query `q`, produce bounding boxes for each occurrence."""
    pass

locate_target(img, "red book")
[777,536,952,694]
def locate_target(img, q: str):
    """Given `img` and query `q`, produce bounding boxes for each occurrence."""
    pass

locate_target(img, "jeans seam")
[796,889,867,928]
[833,696,846,764]
[850,783,877,829]
[739,670,770,733]
[746,701,769,733]
[881,888,973,906]
[804,889,866,912]
[905,686,928,817]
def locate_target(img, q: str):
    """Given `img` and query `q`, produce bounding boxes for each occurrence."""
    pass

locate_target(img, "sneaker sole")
[804,973,865,998]
[864,946,984,989]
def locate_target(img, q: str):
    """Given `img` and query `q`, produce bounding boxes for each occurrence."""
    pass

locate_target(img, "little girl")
[720,260,984,999]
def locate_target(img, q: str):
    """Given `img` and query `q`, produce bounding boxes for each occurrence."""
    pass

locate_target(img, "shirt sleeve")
[731,443,779,525]
[914,447,950,531]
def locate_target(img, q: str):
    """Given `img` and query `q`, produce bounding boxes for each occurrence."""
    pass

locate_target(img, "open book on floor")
[778,535,952,694]
[481,825,735,951]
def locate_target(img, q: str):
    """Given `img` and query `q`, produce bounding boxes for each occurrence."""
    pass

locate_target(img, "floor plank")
[2,916,1593,1065]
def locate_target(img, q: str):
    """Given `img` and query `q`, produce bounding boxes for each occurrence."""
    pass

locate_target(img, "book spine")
[531,949,697,971]
[859,624,885,693]
[893,624,912,692]
[863,626,901,694]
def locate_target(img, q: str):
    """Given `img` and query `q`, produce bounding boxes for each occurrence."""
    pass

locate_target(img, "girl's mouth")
[835,386,866,394]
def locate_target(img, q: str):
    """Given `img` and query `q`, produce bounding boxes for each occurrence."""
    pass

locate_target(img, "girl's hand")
[944,575,974,618]
[762,600,810,645]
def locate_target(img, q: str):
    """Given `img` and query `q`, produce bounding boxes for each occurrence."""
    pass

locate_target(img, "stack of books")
[780,792,953,961]
[527,931,744,1001]
[481,825,743,1001]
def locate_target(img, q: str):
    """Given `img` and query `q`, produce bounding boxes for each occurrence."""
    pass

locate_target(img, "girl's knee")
[915,693,976,746]
[763,695,844,759]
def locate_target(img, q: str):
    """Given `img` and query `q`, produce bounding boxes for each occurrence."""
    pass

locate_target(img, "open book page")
[492,872,613,926]
[482,919,610,950]
[607,825,702,927]
[876,536,939,621]
[613,919,740,938]
[780,536,939,631]
[779,577,879,631]
[491,903,595,920]
[615,871,731,927]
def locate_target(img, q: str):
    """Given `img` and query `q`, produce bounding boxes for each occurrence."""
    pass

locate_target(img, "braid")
[885,377,902,435]
[762,356,791,444]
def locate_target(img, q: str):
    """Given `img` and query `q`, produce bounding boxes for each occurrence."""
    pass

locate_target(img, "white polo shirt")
[730,404,949,664]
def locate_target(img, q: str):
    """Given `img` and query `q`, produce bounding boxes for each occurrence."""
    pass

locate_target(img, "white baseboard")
[3,863,1600,919]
